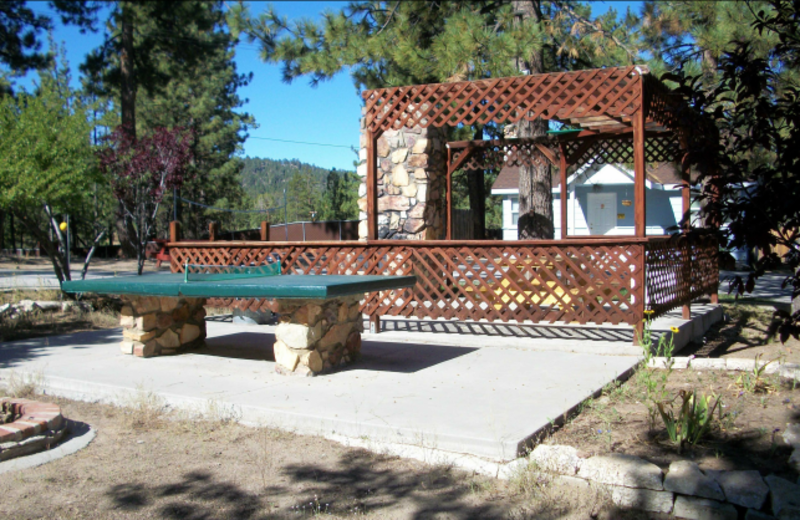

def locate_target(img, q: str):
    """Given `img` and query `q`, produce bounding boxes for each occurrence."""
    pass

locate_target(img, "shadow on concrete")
[0,328,122,369]
[197,333,478,373]
[197,333,275,361]
[374,318,636,342]
[350,342,479,374]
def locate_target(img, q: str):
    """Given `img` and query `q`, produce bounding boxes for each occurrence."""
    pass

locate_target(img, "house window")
[511,197,519,226]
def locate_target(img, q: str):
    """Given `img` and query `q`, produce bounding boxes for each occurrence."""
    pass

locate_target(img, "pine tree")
[82,1,253,241]
[0,1,98,92]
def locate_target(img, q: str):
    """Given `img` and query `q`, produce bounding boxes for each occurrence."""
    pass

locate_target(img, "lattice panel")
[645,235,718,318]
[563,134,682,166]
[452,140,556,172]
[364,67,642,133]
[172,241,646,326]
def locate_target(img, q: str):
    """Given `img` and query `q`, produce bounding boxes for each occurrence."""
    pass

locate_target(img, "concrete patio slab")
[0,305,721,467]
[1,320,639,463]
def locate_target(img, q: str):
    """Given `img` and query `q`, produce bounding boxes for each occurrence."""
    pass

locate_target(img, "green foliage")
[735,353,780,393]
[82,1,253,241]
[636,314,676,428]
[0,68,98,211]
[238,157,358,225]
[0,45,101,281]
[0,1,98,80]
[638,1,784,85]
[656,390,721,453]
[233,1,643,238]
[671,0,800,341]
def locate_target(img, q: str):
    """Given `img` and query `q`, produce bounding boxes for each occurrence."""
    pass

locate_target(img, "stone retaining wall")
[531,443,800,519]
[273,296,363,376]
[358,114,447,240]
[119,296,207,357]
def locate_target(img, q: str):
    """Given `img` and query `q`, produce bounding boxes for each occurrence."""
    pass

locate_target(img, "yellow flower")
[644,310,654,316]
[670,326,680,333]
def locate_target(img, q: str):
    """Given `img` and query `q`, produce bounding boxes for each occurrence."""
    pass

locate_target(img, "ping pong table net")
[184,261,282,282]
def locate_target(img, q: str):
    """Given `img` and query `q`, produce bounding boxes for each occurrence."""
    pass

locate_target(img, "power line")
[246,135,354,149]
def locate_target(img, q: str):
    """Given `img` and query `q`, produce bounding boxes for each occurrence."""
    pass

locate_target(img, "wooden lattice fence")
[171,236,717,327]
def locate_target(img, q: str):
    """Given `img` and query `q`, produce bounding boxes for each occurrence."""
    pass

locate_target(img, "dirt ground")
[0,255,163,273]
[1,294,797,518]
[0,394,661,520]
[547,303,800,482]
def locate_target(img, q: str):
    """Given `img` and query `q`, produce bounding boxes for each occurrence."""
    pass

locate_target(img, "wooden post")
[208,222,218,242]
[260,221,270,241]
[633,107,646,238]
[366,130,379,240]
[633,243,646,346]
[370,314,380,334]
[169,221,180,243]
[446,147,453,240]
[681,152,692,319]
[559,142,568,240]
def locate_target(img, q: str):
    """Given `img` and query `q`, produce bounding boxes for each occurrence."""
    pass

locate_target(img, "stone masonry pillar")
[119,296,207,357]
[273,296,363,376]
[358,113,447,240]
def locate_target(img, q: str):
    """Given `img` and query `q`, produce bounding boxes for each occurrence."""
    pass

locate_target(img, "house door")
[587,192,617,235]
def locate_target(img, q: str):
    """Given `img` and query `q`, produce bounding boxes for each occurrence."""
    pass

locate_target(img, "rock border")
[647,357,800,382]
[531,440,800,519]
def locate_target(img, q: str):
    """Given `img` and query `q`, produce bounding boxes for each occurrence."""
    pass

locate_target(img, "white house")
[491,162,699,240]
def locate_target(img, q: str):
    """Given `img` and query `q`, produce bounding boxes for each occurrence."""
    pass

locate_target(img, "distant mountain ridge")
[239,157,333,194]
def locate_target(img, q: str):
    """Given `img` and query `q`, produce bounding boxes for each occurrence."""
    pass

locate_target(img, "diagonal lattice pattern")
[172,240,656,326]
[562,134,682,166]
[645,235,718,318]
[447,134,682,175]
[364,67,642,133]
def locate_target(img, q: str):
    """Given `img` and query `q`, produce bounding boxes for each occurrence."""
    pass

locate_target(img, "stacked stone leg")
[120,296,207,357]
[273,296,363,376]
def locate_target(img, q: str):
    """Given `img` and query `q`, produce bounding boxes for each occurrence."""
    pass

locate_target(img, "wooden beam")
[633,107,646,237]
[366,130,378,240]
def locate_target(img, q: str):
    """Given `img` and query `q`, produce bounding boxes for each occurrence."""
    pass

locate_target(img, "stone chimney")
[357,114,447,240]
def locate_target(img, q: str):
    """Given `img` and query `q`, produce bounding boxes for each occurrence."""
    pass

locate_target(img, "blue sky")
[13,1,641,171]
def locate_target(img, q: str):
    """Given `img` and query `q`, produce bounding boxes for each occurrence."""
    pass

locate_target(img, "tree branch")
[553,0,638,63]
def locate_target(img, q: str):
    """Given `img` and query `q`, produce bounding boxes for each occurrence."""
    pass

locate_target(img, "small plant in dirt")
[656,389,721,454]
[636,313,677,427]
[735,353,780,393]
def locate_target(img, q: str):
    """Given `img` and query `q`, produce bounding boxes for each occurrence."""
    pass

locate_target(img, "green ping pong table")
[61,264,416,376]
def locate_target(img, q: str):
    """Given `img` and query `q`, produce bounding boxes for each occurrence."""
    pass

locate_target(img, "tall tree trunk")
[514,0,554,239]
[116,2,138,258]
[467,126,486,239]
[120,2,136,139]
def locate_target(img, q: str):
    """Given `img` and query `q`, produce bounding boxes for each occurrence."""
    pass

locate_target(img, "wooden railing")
[645,234,719,318]
[169,236,718,328]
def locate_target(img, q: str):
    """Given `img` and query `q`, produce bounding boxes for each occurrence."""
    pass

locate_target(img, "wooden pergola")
[361,65,709,241]
[168,66,719,340]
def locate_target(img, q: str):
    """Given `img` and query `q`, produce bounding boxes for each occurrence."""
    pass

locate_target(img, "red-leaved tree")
[98,125,194,274]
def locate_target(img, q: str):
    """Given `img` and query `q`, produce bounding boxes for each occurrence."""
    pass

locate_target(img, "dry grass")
[0,289,121,342]
[0,370,45,398]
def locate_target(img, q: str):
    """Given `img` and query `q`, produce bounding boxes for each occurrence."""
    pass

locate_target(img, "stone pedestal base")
[120,296,207,357]
[273,296,363,376]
